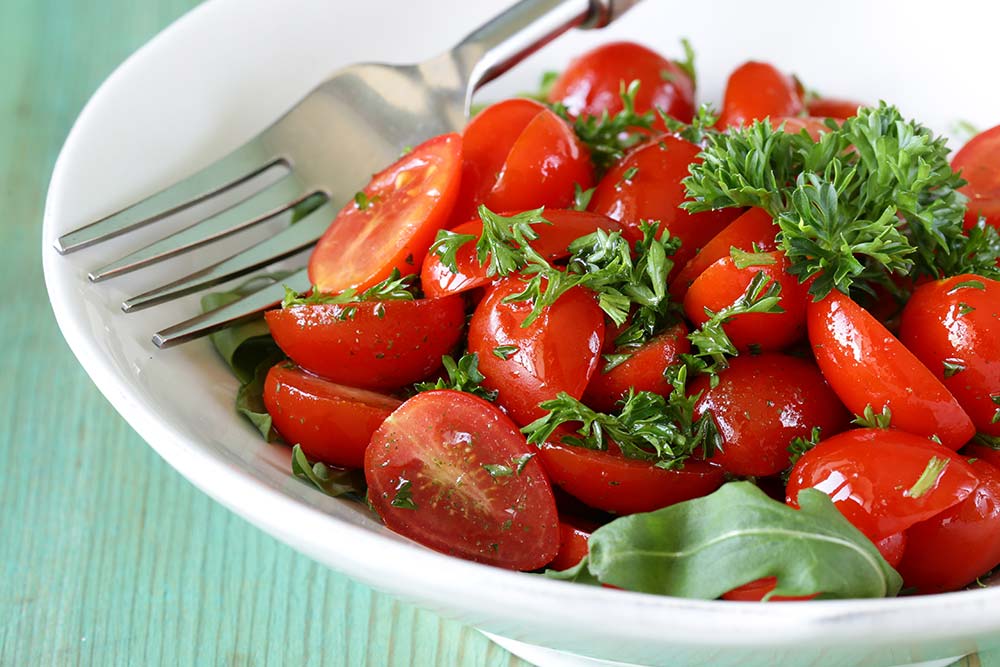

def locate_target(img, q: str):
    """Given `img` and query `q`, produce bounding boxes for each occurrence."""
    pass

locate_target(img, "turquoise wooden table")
[0,1,995,666]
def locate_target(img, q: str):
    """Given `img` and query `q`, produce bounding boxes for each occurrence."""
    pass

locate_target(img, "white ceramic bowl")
[43,1,1000,666]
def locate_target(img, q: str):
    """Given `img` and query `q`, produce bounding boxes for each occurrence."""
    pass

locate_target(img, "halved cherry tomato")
[806,97,863,120]
[365,390,559,570]
[309,133,462,293]
[691,353,849,477]
[786,428,980,541]
[263,363,401,468]
[899,275,1000,437]
[717,61,804,129]
[897,458,1000,593]
[546,41,695,124]
[671,207,776,298]
[583,322,689,412]
[807,290,976,450]
[266,296,465,391]
[469,277,604,426]
[951,124,1000,229]
[535,434,725,515]
[421,210,621,298]
[547,521,592,571]
[684,251,808,353]
[450,100,592,225]
[588,134,742,269]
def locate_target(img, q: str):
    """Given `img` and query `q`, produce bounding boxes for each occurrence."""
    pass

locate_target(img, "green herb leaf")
[291,444,367,498]
[853,404,892,429]
[906,457,950,499]
[558,482,902,599]
[413,353,498,402]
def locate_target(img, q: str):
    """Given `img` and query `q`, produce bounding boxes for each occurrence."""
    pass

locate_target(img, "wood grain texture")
[0,1,994,666]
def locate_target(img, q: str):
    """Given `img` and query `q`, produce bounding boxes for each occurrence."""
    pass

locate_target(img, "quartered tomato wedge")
[807,290,976,450]
[365,390,559,570]
[535,434,725,515]
[263,364,401,468]
[308,133,462,293]
[951,123,1000,229]
[717,61,804,129]
[421,210,621,298]
[469,277,605,426]
[266,296,465,390]
[786,428,980,541]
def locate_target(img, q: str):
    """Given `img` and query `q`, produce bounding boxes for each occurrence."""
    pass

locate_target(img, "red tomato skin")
[899,274,1000,437]
[450,99,545,226]
[547,522,591,571]
[691,353,850,477]
[717,61,804,129]
[309,133,462,293]
[671,207,776,299]
[265,296,466,391]
[583,322,690,412]
[263,364,401,468]
[421,210,621,299]
[469,278,605,426]
[807,290,976,450]
[588,135,742,270]
[951,124,1000,230]
[897,459,1000,593]
[547,41,695,124]
[786,428,980,541]
[365,390,559,570]
[535,435,725,515]
[806,98,864,120]
[684,252,808,353]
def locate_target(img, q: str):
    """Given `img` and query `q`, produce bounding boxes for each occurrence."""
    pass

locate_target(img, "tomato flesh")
[807,290,975,450]
[266,296,466,391]
[263,364,401,468]
[951,124,1000,230]
[365,390,559,570]
[309,133,462,293]
[787,428,980,541]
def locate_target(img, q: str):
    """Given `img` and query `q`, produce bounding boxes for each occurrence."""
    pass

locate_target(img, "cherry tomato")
[588,134,742,269]
[899,275,1000,437]
[897,458,1000,593]
[684,251,808,353]
[266,296,465,391]
[583,322,690,412]
[786,428,980,541]
[951,124,1000,230]
[535,434,725,515]
[309,133,462,293]
[546,41,695,124]
[450,100,592,226]
[691,353,849,477]
[547,521,591,571]
[365,390,559,570]
[469,277,605,426]
[262,363,401,468]
[808,290,976,450]
[806,97,863,120]
[421,210,621,298]
[717,61,804,129]
[671,207,776,298]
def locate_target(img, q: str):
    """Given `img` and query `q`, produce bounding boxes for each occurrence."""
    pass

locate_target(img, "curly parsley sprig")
[522,365,720,469]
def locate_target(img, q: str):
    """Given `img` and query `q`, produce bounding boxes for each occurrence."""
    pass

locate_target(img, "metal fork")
[55,0,641,348]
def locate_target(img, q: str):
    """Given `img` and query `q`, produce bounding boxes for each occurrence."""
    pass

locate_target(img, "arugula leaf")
[291,444,367,498]
[522,365,719,469]
[413,353,498,402]
[558,482,901,599]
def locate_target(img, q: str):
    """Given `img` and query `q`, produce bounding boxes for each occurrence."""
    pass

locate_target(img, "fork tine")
[87,176,314,282]
[55,139,287,254]
[121,201,335,312]
[151,266,311,348]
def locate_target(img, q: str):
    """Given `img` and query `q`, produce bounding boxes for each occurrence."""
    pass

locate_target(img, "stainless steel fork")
[56,0,642,348]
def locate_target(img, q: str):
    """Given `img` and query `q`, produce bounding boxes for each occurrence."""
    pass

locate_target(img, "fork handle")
[451,0,643,95]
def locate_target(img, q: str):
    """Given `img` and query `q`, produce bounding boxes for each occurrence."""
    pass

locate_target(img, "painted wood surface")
[0,1,993,665]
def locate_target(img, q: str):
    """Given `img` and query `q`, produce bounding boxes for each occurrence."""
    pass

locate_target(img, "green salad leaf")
[548,482,902,600]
